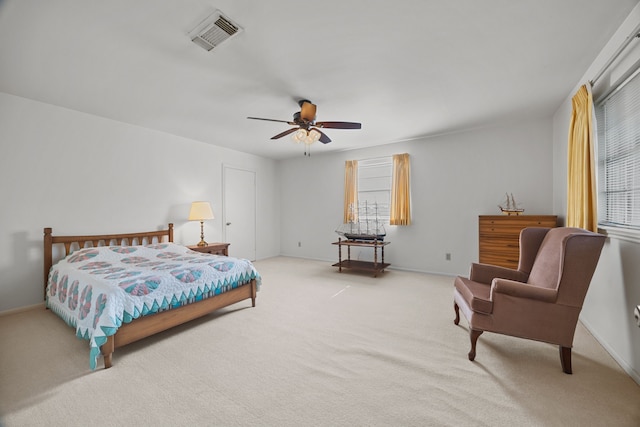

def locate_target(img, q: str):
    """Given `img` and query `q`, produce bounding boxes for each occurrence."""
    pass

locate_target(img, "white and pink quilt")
[46,242,261,369]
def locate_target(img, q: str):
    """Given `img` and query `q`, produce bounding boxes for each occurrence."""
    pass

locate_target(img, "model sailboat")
[498,193,524,215]
[336,201,387,241]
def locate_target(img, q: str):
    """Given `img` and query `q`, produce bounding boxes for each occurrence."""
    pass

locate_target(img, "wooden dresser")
[479,215,557,269]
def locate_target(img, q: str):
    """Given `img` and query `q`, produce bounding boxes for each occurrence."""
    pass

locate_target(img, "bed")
[43,223,260,369]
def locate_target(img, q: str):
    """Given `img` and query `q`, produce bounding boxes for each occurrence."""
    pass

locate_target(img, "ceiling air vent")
[188,10,242,51]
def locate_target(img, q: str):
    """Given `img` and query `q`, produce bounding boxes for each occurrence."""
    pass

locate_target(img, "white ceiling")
[0,0,637,159]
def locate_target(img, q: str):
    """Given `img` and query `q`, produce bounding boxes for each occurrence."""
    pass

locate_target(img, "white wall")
[279,116,554,276]
[0,92,280,312]
[552,4,640,383]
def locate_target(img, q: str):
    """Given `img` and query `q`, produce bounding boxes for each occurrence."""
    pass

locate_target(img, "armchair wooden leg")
[560,346,572,374]
[454,302,460,325]
[469,329,483,361]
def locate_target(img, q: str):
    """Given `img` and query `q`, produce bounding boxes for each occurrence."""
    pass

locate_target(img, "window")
[596,66,640,230]
[357,157,392,222]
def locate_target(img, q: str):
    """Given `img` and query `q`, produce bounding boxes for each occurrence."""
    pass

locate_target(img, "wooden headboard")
[43,223,174,299]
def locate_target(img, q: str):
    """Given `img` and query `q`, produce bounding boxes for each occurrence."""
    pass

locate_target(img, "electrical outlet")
[445,253,451,261]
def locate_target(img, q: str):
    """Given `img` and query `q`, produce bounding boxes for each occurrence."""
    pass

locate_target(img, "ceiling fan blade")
[315,121,362,129]
[247,117,296,125]
[271,128,299,140]
[312,128,332,144]
[300,101,317,121]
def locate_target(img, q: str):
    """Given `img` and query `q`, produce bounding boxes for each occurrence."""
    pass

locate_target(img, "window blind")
[596,66,640,229]
[358,157,392,221]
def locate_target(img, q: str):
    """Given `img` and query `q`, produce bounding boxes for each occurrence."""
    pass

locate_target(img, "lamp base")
[197,220,207,247]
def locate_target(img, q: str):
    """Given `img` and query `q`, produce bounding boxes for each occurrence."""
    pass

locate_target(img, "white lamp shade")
[188,201,214,221]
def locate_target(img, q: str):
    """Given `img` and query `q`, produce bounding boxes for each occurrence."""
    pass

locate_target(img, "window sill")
[598,225,640,244]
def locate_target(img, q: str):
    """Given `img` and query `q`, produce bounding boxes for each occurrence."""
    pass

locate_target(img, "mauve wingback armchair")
[453,227,606,374]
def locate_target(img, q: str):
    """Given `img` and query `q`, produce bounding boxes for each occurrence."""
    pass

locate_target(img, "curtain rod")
[590,21,640,86]
[353,155,392,163]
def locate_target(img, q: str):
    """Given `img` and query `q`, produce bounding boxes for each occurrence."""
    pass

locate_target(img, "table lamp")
[188,201,214,246]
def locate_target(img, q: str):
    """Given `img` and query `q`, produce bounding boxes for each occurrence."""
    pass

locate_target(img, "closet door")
[223,165,256,261]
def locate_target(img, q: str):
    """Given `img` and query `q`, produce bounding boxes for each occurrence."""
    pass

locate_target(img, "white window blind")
[358,157,391,222]
[596,67,640,229]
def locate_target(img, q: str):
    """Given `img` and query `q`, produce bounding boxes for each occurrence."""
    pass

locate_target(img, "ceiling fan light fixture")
[308,129,321,143]
[292,129,308,144]
[292,129,321,145]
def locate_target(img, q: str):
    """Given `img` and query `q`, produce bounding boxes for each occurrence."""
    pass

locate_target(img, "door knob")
[226,222,231,226]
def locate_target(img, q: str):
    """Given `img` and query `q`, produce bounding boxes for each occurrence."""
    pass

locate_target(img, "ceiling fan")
[247,99,361,144]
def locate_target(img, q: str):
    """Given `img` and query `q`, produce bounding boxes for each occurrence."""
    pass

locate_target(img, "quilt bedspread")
[45,242,261,369]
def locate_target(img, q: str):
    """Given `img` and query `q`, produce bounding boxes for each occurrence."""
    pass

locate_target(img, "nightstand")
[187,242,230,256]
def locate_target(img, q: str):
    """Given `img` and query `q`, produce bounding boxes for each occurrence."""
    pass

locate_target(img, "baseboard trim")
[579,316,640,386]
[0,302,45,317]
[275,254,460,277]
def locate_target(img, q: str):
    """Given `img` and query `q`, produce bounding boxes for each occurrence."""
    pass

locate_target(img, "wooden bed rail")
[43,224,174,300]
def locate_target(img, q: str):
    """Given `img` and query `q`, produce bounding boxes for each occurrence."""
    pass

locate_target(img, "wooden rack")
[332,238,390,277]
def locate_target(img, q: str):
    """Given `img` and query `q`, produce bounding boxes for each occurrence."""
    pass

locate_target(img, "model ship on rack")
[336,201,387,241]
[498,193,524,215]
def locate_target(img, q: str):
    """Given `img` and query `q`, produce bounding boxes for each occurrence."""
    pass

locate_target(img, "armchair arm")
[469,263,529,284]
[491,278,558,303]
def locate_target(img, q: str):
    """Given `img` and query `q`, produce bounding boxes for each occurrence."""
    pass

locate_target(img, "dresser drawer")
[480,218,556,233]
[479,253,520,269]
[479,237,520,253]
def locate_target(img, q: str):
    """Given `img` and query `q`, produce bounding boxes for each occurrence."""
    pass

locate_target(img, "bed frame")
[43,223,257,369]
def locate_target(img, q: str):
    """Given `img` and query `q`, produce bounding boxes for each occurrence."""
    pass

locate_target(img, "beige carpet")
[1,256,639,426]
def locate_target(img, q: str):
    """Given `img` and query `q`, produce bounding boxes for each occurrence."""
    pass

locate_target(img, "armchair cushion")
[526,229,566,289]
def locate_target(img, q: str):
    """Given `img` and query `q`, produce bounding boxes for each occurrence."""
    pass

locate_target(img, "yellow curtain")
[567,84,598,231]
[390,153,411,225]
[343,160,358,223]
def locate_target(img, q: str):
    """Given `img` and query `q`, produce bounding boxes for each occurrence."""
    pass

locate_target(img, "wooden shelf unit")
[479,215,557,269]
[332,238,390,277]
